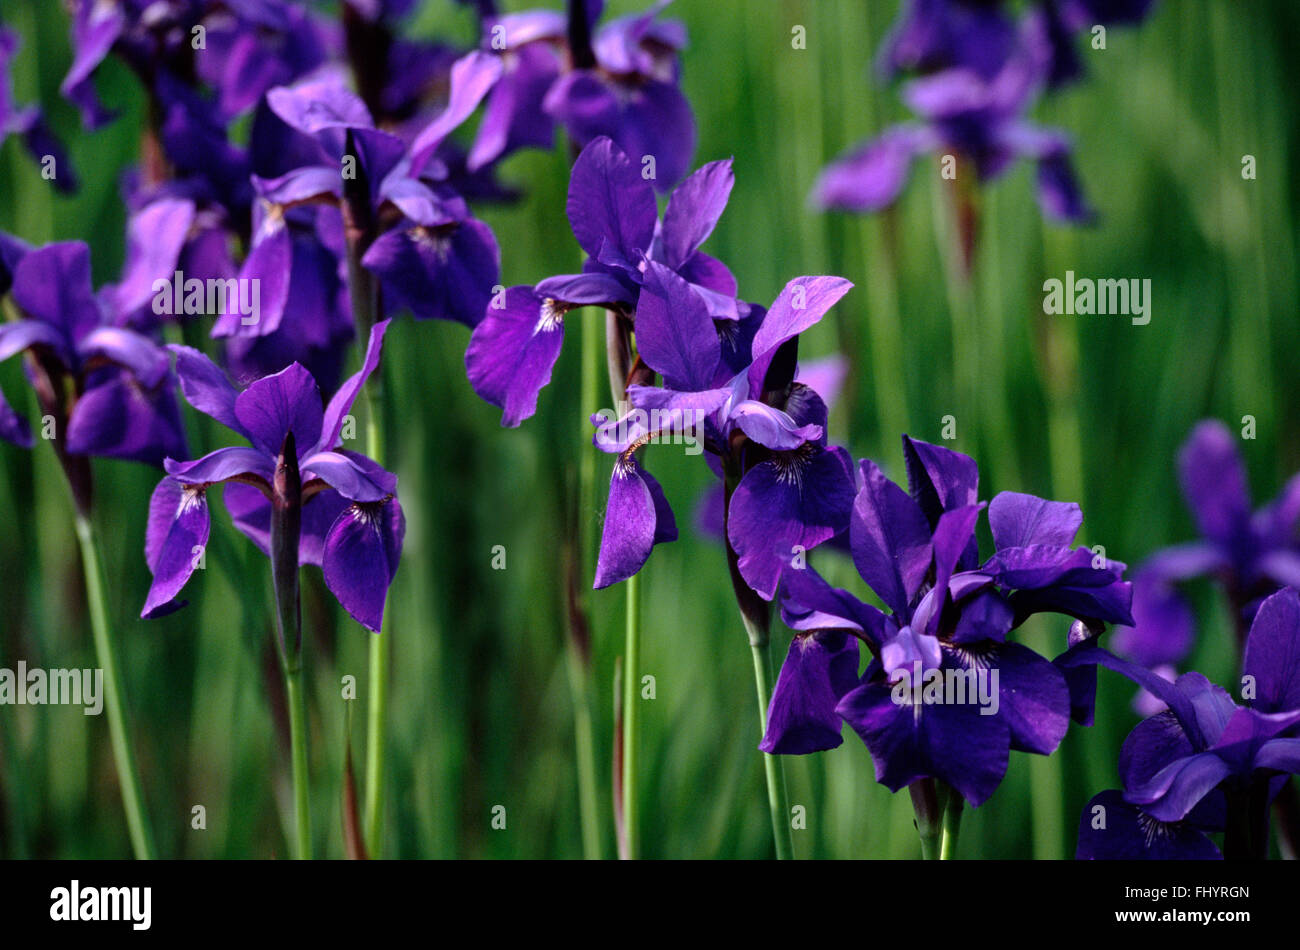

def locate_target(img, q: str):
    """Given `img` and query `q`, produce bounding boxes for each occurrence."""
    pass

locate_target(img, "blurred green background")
[1,0,1298,858]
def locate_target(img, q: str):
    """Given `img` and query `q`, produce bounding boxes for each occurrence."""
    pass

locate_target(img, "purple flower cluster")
[11,0,543,631]
[465,136,855,596]
[762,439,1133,805]
[1115,420,1300,691]
[146,322,403,632]
[0,241,186,483]
[814,0,1157,222]
[1071,588,1300,859]
[463,0,696,190]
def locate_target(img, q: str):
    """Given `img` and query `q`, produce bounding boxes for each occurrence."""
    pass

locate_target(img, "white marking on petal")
[178,485,206,514]
[535,298,565,334]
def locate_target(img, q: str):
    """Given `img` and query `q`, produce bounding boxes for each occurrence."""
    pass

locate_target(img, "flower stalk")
[910,778,942,860]
[73,512,156,860]
[340,139,391,856]
[940,786,964,859]
[567,302,604,860]
[605,306,642,859]
[270,433,311,859]
[724,470,794,861]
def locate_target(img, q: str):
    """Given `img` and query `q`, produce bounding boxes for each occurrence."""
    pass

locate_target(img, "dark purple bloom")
[1114,420,1300,672]
[759,437,1132,807]
[0,240,186,467]
[879,0,1157,89]
[452,0,695,190]
[255,67,501,330]
[1075,789,1221,860]
[878,0,1020,81]
[61,0,323,130]
[1025,0,1158,88]
[588,272,855,593]
[1071,587,1300,859]
[815,26,1094,223]
[466,135,738,427]
[144,321,403,632]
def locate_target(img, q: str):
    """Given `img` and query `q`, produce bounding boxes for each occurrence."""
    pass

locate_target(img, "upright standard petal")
[564,136,658,264]
[902,435,980,527]
[11,241,100,344]
[988,491,1082,550]
[850,459,934,617]
[233,362,324,457]
[659,158,733,270]
[168,343,244,433]
[746,276,853,395]
[632,261,719,391]
[1177,420,1252,549]
[409,50,504,176]
[315,319,390,455]
[1242,588,1300,714]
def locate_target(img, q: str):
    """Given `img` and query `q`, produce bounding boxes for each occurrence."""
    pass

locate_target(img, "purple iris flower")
[759,438,1133,807]
[448,0,695,190]
[143,321,403,632]
[815,22,1093,223]
[466,135,739,427]
[61,0,316,130]
[252,67,501,329]
[878,0,1020,81]
[1113,420,1300,673]
[1071,587,1300,859]
[1025,0,1159,88]
[1,25,77,193]
[588,271,857,594]
[0,240,186,470]
[880,0,1157,88]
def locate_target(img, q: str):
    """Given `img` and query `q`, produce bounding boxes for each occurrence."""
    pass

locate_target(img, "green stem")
[363,615,388,855]
[909,779,942,860]
[342,190,390,858]
[621,571,640,859]
[566,645,601,859]
[73,514,156,860]
[723,471,794,860]
[565,304,603,861]
[283,663,312,859]
[749,636,794,860]
[940,789,964,860]
[270,436,310,859]
[360,368,387,856]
